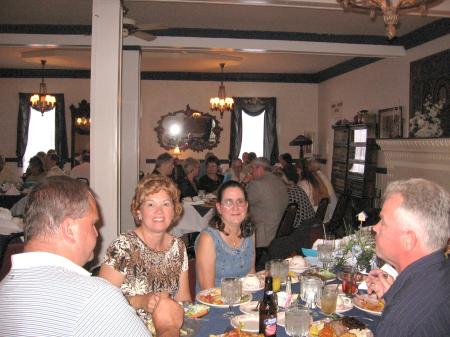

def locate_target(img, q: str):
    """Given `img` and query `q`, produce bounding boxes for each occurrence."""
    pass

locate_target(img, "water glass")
[317,243,334,270]
[300,276,323,309]
[221,277,242,317]
[320,285,338,316]
[198,190,206,199]
[285,304,311,337]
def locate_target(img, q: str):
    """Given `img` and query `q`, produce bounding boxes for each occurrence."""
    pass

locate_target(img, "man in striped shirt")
[0,176,183,337]
[367,178,450,337]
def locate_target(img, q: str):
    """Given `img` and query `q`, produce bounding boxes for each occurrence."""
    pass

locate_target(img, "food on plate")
[309,317,372,337]
[354,294,384,313]
[184,303,210,318]
[303,268,336,281]
[198,288,250,306]
[210,328,263,337]
[288,256,308,269]
[198,288,223,305]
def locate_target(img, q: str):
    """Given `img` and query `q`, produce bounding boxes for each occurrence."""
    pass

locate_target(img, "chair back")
[314,198,329,223]
[275,202,299,238]
[326,192,351,235]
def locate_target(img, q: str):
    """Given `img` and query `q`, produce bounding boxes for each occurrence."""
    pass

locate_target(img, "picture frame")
[378,106,403,139]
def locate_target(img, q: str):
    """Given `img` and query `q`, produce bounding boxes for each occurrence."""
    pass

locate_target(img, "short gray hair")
[384,178,450,252]
[24,176,92,240]
[251,157,272,172]
[183,157,200,175]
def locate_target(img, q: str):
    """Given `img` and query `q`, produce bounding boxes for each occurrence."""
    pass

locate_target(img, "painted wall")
[140,80,318,173]
[317,34,450,178]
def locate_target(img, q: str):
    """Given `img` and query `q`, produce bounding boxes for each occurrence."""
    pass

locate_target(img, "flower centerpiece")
[409,95,445,138]
[332,212,377,272]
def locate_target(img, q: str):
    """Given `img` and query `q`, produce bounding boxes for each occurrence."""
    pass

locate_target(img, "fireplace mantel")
[376,138,450,192]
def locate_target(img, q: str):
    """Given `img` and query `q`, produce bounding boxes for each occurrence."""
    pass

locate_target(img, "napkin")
[301,248,317,257]
[358,263,398,290]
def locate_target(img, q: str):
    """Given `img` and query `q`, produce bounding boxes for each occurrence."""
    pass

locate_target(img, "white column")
[90,0,122,260]
[120,49,141,232]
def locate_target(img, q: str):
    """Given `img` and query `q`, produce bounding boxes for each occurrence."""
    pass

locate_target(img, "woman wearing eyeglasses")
[195,180,255,291]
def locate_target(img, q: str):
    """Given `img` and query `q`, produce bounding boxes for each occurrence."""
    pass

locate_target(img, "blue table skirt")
[194,283,380,337]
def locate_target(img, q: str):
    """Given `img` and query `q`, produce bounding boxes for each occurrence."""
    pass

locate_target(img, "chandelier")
[337,0,439,39]
[30,60,56,115]
[210,63,234,119]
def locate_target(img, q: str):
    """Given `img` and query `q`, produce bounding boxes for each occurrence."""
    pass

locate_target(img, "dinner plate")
[309,318,374,337]
[231,314,259,332]
[353,294,384,316]
[240,301,260,315]
[231,313,286,331]
[196,288,252,308]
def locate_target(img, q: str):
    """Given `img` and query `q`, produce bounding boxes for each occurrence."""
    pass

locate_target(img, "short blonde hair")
[130,174,182,226]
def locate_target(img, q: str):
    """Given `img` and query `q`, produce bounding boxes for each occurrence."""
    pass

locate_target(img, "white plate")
[310,319,374,337]
[231,314,259,332]
[353,294,384,316]
[231,312,286,331]
[196,288,252,308]
[240,301,260,315]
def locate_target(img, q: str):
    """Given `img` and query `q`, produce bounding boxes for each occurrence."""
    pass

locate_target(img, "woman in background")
[99,175,191,326]
[179,157,200,199]
[298,159,329,210]
[195,181,255,291]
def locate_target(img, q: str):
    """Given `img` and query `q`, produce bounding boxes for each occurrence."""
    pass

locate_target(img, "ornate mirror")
[155,105,223,152]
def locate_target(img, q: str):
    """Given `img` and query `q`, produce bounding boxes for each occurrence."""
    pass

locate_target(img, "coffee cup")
[242,274,261,290]
[336,294,352,309]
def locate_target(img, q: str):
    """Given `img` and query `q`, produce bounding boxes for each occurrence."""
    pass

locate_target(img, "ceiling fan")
[121,1,167,42]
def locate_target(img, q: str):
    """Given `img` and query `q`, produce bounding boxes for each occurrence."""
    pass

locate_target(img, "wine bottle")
[259,276,277,337]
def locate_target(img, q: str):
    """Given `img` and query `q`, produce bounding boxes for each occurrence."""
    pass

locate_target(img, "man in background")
[367,178,449,337]
[0,176,183,337]
[247,157,288,269]
[152,152,175,177]
[46,153,66,177]
[70,150,90,183]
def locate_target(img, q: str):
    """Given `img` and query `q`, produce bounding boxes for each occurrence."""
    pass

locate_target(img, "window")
[238,110,265,158]
[23,108,55,171]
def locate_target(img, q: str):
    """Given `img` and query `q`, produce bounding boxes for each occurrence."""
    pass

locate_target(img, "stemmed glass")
[221,277,242,317]
[317,243,334,270]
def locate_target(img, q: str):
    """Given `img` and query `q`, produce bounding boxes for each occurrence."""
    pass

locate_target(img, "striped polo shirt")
[0,252,151,337]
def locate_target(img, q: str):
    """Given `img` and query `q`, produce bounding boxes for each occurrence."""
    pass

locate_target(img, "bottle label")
[263,317,277,336]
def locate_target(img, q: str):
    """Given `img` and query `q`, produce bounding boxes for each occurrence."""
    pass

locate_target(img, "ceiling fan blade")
[133,31,157,42]
[136,23,169,31]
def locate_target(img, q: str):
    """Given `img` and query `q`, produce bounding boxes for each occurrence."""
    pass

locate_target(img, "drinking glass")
[285,303,311,337]
[266,259,289,292]
[341,265,358,297]
[300,276,323,309]
[198,190,206,199]
[320,284,338,316]
[221,277,242,317]
[317,243,334,270]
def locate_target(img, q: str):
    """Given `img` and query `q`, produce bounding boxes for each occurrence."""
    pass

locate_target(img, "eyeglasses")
[221,199,247,208]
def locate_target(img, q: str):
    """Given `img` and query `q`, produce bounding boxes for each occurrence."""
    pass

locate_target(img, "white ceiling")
[0,0,449,74]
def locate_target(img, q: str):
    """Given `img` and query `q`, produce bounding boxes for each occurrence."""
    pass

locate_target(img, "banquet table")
[192,282,380,337]
[171,202,214,237]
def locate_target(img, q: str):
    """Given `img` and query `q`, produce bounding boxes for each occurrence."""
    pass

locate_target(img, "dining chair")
[274,202,299,238]
[314,197,330,223]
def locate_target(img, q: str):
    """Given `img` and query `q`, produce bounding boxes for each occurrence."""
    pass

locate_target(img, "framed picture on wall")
[378,106,403,139]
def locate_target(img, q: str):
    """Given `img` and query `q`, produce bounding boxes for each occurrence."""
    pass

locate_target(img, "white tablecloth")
[170,203,214,237]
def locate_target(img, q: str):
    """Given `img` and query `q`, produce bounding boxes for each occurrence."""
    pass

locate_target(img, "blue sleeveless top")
[195,226,254,292]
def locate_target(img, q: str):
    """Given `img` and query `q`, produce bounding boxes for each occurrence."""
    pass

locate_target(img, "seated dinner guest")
[224,158,245,183]
[198,155,224,193]
[0,176,183,336]
[0,155,19,185]
[195,180,255,291]
[367,178,449,337]
[99,175,191,326]
[46,153,66,177]
[179,157,200,199]
[152,152,175,177]
[23,155,46,185]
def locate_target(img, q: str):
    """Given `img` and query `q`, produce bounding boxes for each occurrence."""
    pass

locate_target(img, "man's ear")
[401,230,417,251]
[60,217,77,243]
